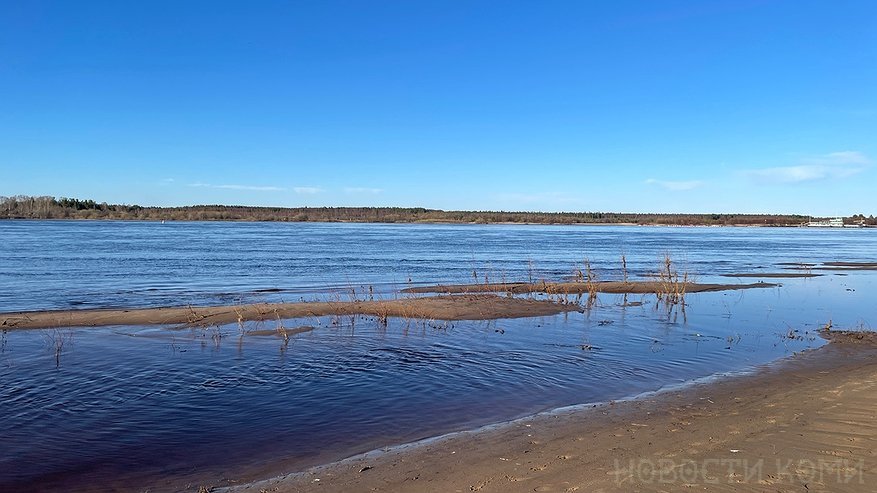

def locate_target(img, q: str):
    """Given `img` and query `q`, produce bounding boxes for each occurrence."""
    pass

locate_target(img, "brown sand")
[402,280,777,295]
[225,331,877,493]
[0,294,581,330]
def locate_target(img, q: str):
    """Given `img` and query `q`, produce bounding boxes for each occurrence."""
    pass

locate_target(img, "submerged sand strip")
[402,280,777,295]
[720,272,821,278]
[823,261,877,268]
[781,261,877,271]
[247,325,316,337]
[0,294,581,330]
[225,330,877,493]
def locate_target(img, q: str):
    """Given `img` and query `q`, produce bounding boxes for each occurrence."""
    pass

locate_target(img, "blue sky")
[1,0,875,215]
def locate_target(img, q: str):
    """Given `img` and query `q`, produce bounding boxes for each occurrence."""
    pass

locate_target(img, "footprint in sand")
[470,476,493,491]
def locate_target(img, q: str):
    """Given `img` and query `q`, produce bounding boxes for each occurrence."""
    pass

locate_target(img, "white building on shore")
[807,217,845,227]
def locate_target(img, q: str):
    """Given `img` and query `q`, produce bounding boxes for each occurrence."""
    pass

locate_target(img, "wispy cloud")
[189,183,285,191]
[293,187,324,194]
[344,187,383,194]
[645,179,705,191]
[746,151,871,183]
[162,178,175,183]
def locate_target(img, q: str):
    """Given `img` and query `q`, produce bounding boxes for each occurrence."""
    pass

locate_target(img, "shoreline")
[221,330,877,493]
[0,217,842,227]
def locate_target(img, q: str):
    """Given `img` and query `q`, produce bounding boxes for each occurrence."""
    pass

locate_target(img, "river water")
[1,221,875,491]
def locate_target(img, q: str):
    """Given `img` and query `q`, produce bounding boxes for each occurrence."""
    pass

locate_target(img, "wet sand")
[0,279,774,330]
[781,261,877,271]
[0,294,581,330]
[402,280,777,295]
[224,330,877,493]
[823,262,877,269]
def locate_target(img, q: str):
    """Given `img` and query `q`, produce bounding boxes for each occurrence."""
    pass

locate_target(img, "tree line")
[2,195,872,226]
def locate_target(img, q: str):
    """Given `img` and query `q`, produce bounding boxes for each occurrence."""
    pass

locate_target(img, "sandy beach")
[224,330,877,493]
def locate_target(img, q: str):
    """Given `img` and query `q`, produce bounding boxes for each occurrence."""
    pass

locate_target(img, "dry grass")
[186,304,207,326]
[274,309,290,349]
[584,259,598,305]
[570,258,599,308]
[654,254,688,305]
[621,254,628,283]
[233,305,246,333]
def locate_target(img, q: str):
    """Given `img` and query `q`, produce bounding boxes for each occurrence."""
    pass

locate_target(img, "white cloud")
[189,183,285,191]
[747,165,860,182]
[645,179,705,191]
[813,151,871,165]
[344,187,384,194]
[162,178,175,183]
[747,151,871,183]
[293,187,323,194]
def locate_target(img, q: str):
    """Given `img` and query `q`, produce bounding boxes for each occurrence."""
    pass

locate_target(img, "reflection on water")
[0,222,875,491]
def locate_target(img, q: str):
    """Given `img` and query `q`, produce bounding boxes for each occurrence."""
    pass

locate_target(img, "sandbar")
[0,294,581,330]
[402,280,777,295]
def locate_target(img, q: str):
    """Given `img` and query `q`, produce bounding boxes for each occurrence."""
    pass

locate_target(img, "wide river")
[1,221,875,491]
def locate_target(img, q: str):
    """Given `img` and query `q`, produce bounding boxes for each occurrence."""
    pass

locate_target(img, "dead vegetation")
[44,328,74,368]
[654,254,687,305]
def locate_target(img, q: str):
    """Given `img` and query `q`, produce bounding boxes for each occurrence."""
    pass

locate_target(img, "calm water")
[1,221,876,492]
[3,220,876,312]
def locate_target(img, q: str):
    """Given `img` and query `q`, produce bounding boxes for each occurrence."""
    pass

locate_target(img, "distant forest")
[2,195,874,226]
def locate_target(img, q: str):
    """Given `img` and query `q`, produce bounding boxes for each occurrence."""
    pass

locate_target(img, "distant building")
[807,217,845,227]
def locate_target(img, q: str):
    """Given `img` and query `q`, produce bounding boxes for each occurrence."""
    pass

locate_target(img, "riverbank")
[224,330,877,493]
[1,197,825,226]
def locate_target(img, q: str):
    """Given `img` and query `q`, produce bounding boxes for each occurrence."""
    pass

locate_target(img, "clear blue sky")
[1,1,875,215]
